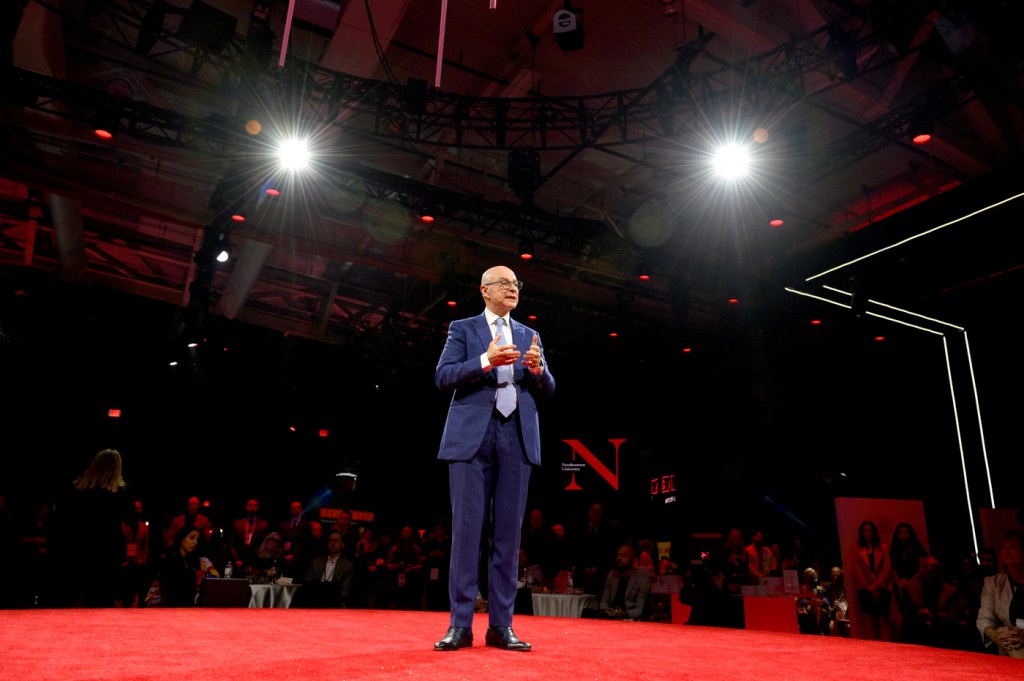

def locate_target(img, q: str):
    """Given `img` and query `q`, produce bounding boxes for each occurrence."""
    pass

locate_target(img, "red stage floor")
[1,608,1016,680]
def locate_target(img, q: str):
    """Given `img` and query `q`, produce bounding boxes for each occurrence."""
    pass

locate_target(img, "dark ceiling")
[3,0,1024,368]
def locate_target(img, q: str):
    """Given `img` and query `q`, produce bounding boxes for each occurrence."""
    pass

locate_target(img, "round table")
[531,592,598,617]
[248,583,302,608]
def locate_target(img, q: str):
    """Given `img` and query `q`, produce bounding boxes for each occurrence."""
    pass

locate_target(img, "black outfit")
[159,550,201,607]
[54,486,131,607]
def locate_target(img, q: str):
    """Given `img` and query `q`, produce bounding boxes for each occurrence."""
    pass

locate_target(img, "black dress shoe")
[485,626,531,651]
[434,626,473,651]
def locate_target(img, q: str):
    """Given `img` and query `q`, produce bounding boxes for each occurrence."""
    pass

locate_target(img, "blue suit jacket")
[435,312,555,465]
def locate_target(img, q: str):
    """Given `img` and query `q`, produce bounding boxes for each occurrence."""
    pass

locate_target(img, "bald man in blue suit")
[433,265,555,652]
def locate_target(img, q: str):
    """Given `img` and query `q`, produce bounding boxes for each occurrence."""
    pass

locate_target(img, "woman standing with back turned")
[57,449,131,607]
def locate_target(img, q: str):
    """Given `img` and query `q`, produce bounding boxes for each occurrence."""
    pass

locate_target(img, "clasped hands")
[989,625,1024,651]
[488,333,543,375]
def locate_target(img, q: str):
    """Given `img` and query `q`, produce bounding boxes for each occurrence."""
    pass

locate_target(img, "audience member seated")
[902,556,975,650]
[422,522,451,612]
[331,508,360,562]
[160,525,202,607]
[581,544,651,620]
[680,530,746,628]
[386,525,423,609]
[296,527,354,608]
[163,496,209,550]
[248,532,286,583]
[977,529,1024,658]
[545,522,573,587]
[890,522,930,638]
[514,547,542,615]
[826,566,851,637]
[574,502,617,598]
[796,567,831,635]
[636,538,657,574]
[521,509,552,583]
[717,528,752,591]
[368,526,395,608]
[193,524,228,578]
[959,546,997,634]
[349,525,377,608]
[118,499,149,607]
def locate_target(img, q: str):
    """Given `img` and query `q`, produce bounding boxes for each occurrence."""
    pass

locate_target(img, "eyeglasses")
[482,279,524,291]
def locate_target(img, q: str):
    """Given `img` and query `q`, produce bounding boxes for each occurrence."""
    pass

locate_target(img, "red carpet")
[2,609,1017,680]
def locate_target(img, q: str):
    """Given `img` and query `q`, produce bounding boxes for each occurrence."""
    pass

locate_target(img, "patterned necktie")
[494,317,516,416]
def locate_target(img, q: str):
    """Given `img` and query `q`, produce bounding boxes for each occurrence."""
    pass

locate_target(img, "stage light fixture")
[712,144,750,179]
[518,238,535,260]
[277,138,310,171]
[553,3,584,52]
[769,218,784,227]
[508,148,540,204]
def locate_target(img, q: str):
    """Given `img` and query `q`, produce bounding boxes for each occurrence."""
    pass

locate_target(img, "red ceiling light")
[107,408,122,418]
[527,314,537,321]
[265,187,281,197]
[518,238,535,260]
[231,212,246,222]
[909,115,933,145]
[682,347,692,353]
[609,332,619,338]
[91,111,119,140]
[319,429,329,437]
[811,319,822,325]
[769,218,784,227]
[446,300,457,307]
[728,298,739,304]
[874,335,886,342]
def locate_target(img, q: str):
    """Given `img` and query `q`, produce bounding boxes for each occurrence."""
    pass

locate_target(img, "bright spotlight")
[712,144,751,179]
[277,138,310,171]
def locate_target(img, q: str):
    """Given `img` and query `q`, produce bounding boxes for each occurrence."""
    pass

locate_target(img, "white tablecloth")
[248,583,302,608]
[531,592,597,617]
